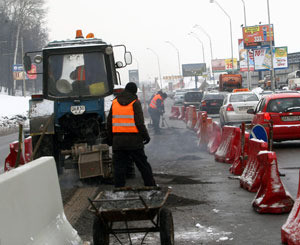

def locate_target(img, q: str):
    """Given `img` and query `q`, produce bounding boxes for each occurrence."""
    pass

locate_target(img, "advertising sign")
[13,64,25,80]
[128,69,139,87]
[243,24,274,49]
[182,63,206,77]
[225,58,238,71]
[253,46,288,71]
[212,59,225,72]
[26,64,37,80]
[238,39,255,72]
[163,75,183,80]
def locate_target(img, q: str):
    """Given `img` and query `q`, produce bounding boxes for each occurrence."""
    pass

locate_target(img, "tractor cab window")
[48,52,109,98]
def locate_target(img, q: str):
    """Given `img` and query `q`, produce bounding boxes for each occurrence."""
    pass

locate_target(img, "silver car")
[219,92,259,126]
[174,91,186,105]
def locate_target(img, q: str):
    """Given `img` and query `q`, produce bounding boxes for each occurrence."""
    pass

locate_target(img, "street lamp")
[146,48,162,89]
[240,0,251,89]
[165,41,181,76]
[209,0,234,73]
[193,24,215,82]
[188,32,205,63]
[267,0,275,91]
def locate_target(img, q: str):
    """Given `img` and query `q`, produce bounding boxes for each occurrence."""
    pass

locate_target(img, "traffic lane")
[145,116,287,244]
[0,133,18,173]
[273,140,300,199]
[210,112,300,199]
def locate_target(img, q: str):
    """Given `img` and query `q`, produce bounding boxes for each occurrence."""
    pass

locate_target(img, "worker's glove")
[143,137,150,145]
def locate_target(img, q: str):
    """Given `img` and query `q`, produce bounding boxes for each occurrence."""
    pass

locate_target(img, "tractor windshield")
[47,52,110,98]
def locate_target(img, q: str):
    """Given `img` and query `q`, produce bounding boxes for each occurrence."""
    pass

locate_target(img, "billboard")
[253,46,288,71]
[212,59,225,72]
[128,69,139,87]
[225,58,238,71]
[238,39,254,72]
[182,63,206,77]
[243,24,274,49]
[212,59,237,72]
[13,64,25,80]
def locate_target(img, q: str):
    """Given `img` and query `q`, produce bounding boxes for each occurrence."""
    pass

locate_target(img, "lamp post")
[241,0,251,89]
[165,41,181,76]
[193,24,214,83]
[209,0,234,73]
[187,32,205,63]
[267,0,275,91]
[147,48,162,89]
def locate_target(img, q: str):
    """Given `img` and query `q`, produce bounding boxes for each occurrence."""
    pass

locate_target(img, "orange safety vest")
[112,99,139,133]
[149,94,163,109]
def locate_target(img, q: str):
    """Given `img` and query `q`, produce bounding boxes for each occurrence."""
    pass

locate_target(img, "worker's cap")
[125,82,137,94]
[162,92,168,99]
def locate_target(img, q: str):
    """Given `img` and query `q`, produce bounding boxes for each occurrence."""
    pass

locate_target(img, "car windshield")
[204,94,224,100]
[230,93,258,102]
[47,52,110,98]
[184,92,203,102]
[266,97,300,112]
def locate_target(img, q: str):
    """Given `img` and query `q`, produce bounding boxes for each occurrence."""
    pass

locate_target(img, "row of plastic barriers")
[170,105,300,244]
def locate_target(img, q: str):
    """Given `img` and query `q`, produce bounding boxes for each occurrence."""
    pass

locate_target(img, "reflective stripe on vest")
[149,94,163,109]
[112,99,139,133]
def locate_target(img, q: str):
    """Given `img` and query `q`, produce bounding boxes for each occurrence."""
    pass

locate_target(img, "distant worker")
[148,91,168,134]
[107,82,156,188]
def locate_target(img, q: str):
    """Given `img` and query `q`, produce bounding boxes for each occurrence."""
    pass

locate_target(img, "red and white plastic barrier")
[252,151,294,214]
[193,111,202,133]
[178,106,185,120]
[229,132,250,175]
[169,106,180,120]
[281,170,300,244]
[4,136,32,172]
[184,106,190,123]
[196,111,208,138]
[207,121,222,154]
[186,106,197,130]
[214,126,241,164]
[239,139,268,192]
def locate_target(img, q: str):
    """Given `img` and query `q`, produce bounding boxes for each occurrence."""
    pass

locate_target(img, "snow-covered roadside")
[0,95,30,136]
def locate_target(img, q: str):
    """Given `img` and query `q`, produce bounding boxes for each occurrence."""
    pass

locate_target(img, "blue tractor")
[24,30,132,177]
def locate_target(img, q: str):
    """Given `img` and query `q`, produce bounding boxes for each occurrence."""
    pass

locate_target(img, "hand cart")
[88,186,174,245]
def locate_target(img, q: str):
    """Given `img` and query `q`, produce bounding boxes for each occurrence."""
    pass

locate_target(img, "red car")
[249,93,300,141]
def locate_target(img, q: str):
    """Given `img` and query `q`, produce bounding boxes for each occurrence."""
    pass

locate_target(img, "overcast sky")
[46,0,299,82]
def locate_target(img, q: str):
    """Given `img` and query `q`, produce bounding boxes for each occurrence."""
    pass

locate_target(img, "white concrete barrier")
[0,157,83,245]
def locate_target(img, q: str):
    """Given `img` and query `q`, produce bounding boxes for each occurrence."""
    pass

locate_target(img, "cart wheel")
[159,207,174,245]
[93,216,109,245]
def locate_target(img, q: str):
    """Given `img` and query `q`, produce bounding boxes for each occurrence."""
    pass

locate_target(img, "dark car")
[200,92,225,114]
[183,91,203,107]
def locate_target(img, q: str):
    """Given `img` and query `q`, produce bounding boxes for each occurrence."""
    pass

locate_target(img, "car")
[200,92,225,114]
[249,93,300,141]
[183,91,203,107]
[219,91,259,126]
[173,90,186,105]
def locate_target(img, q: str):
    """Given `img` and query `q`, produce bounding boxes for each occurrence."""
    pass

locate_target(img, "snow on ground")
[0,95,30,135]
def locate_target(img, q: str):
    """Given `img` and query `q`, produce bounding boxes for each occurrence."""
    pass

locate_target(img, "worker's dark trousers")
[113,149,156,188]
[148,108,161,133]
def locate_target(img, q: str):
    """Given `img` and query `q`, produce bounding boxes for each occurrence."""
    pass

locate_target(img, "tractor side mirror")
[23,54,32,72]
[125,52,132,65]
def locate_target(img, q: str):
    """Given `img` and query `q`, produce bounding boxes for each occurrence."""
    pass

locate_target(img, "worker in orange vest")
[107,82,156,187]
[148,91,168,134]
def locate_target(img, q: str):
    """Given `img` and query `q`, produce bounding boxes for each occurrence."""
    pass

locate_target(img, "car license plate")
[71,105,86,115]
[211,102,217,106]
[281,115,300,121]
[238,106,252,111]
